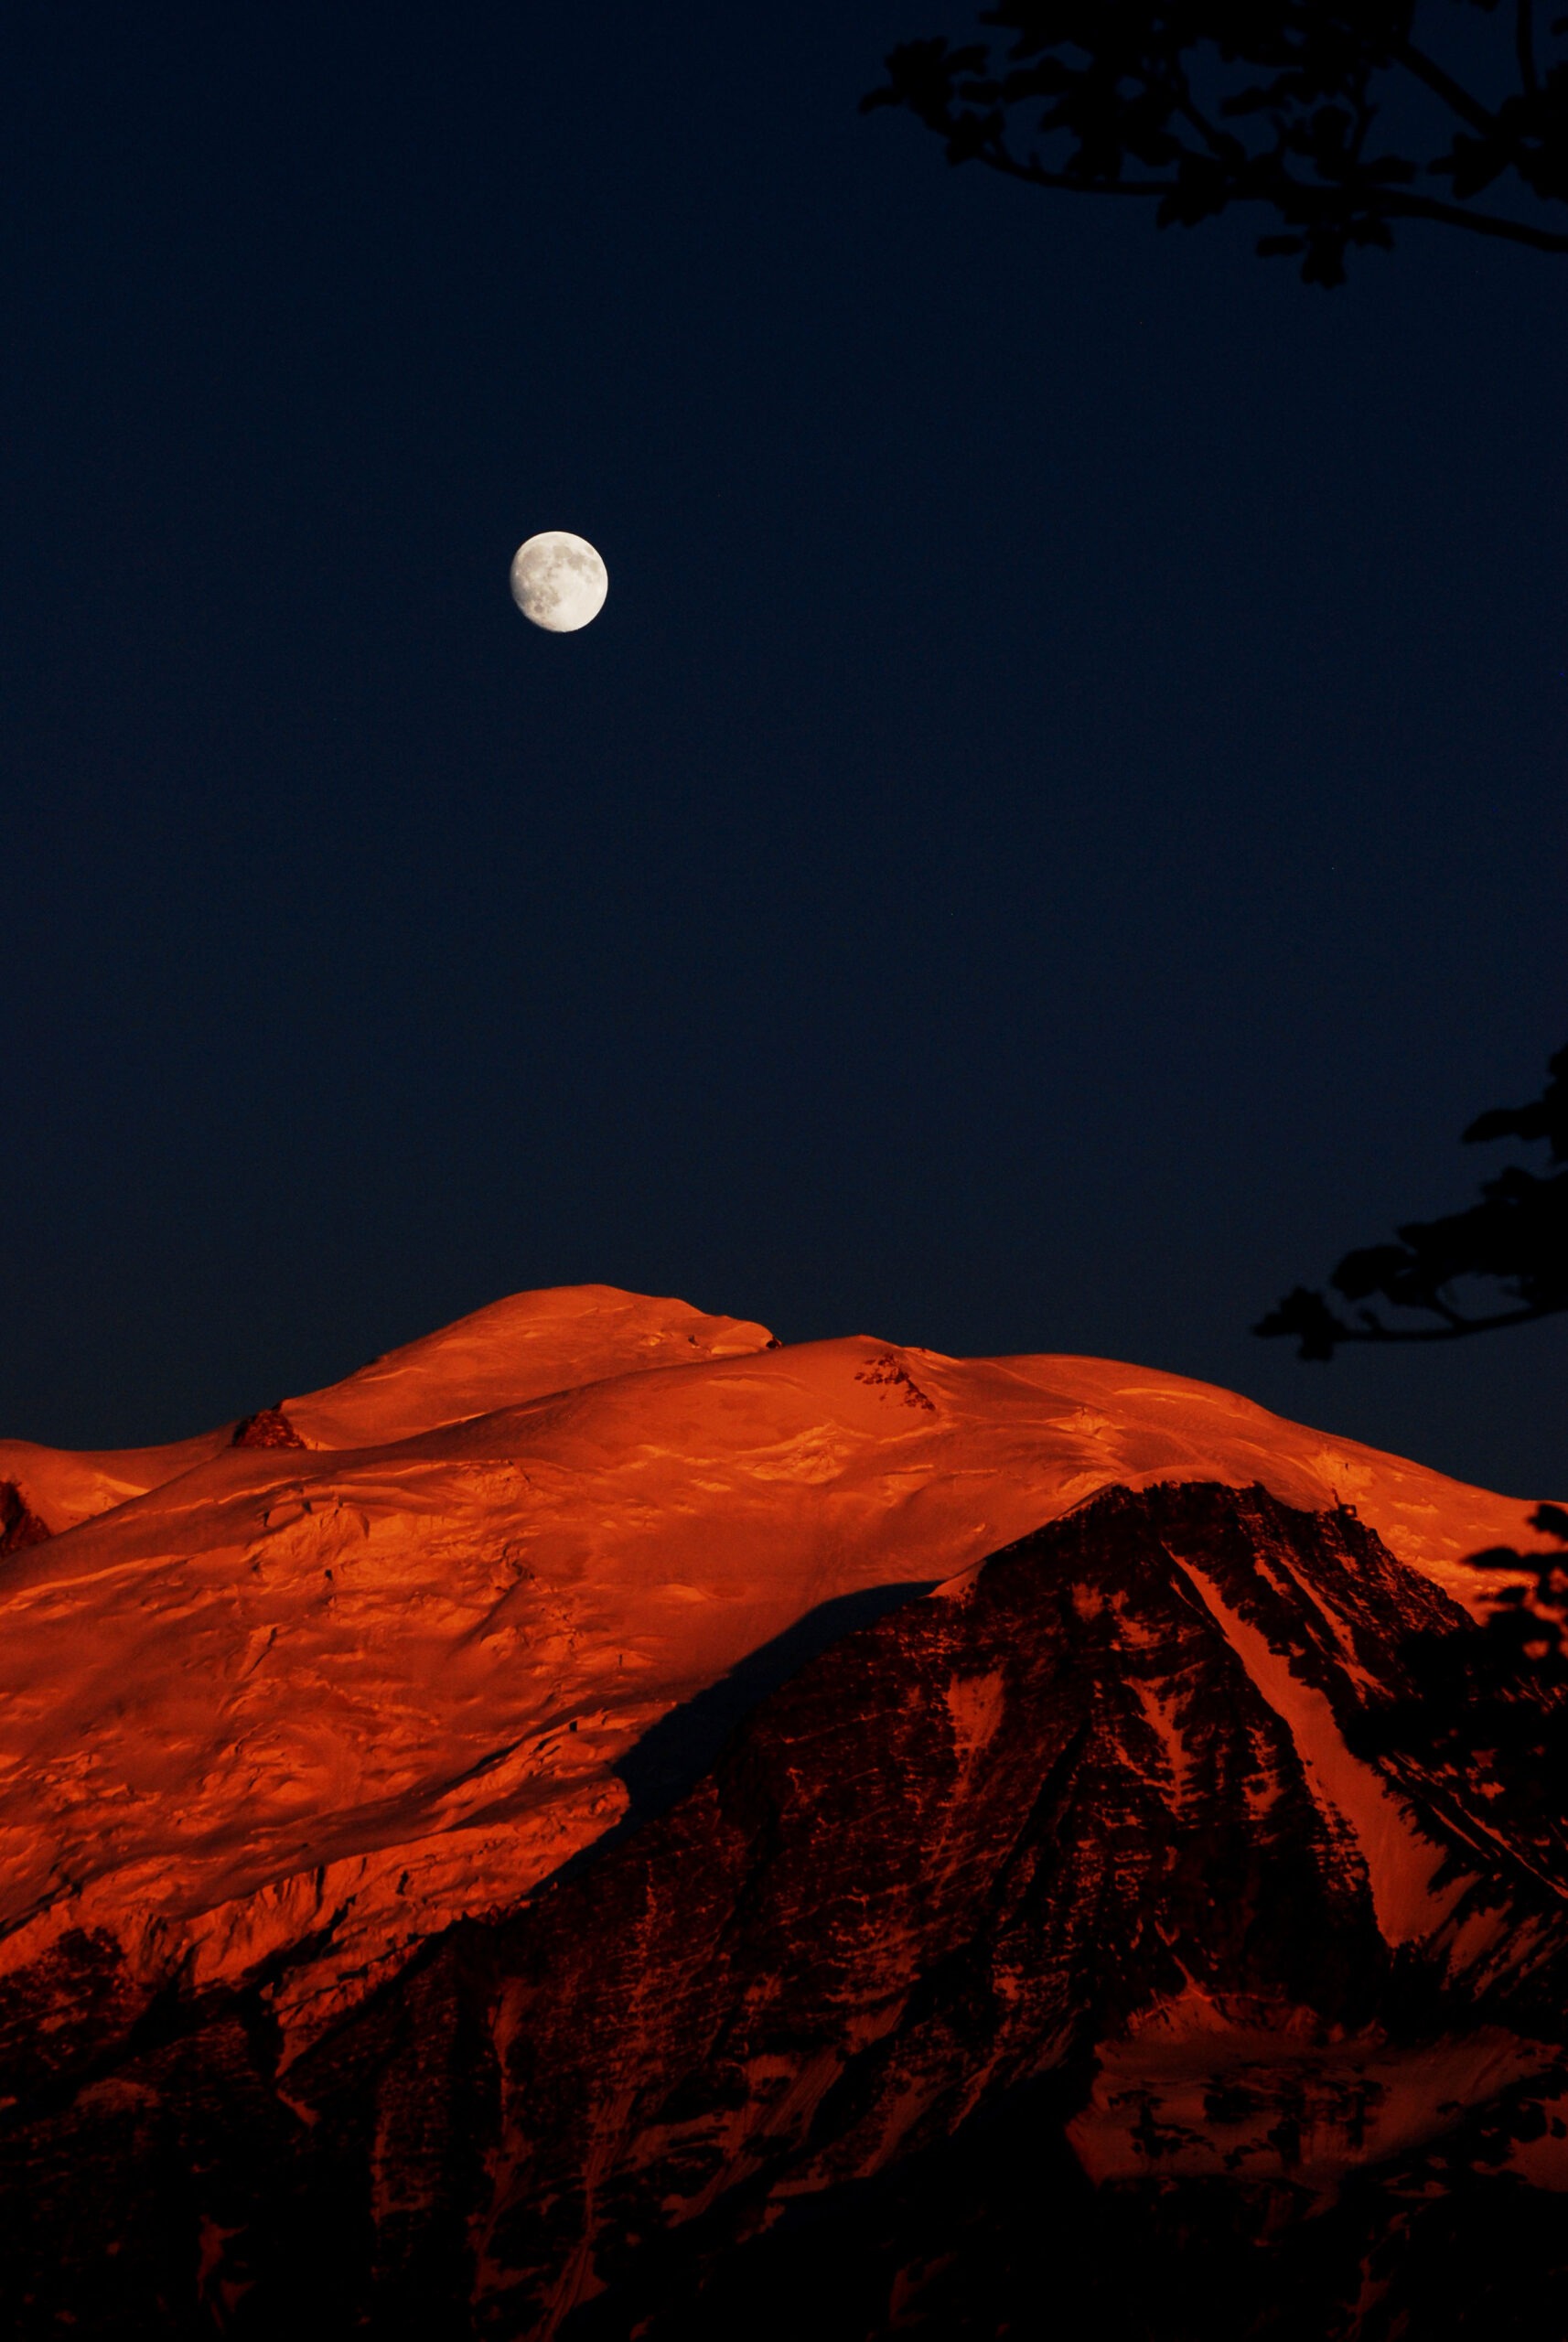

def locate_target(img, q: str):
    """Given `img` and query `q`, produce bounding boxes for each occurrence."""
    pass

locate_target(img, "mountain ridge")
[2,1287,1564,2335]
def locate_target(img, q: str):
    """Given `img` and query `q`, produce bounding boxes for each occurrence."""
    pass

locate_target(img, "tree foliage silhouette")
[1265,1047,1568,1760]
[865,2,1568,286]
[1257,1042,1568,1359]
[1257,1053,1568,1806]
[1354,1502,1568,1830]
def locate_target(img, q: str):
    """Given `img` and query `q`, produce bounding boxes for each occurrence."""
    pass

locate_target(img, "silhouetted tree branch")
[865,3,1568,286]
[1257,1042,1568,1359]
[1357,1505,1568,1827]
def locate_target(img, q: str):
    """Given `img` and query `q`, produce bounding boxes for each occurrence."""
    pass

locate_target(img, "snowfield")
[0,1284,1554,2053]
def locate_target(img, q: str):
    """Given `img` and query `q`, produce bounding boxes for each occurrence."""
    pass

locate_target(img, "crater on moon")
[510,531,608,633]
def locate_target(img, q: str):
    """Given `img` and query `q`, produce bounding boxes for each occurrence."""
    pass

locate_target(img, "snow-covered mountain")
[1,1287,1563,2337]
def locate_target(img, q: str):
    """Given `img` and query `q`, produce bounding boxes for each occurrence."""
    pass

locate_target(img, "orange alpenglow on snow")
[4,1284,1567,2334]
[0,1283,1553,2044]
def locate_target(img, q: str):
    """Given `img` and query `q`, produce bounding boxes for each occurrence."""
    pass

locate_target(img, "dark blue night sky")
[4,2,1564,1492]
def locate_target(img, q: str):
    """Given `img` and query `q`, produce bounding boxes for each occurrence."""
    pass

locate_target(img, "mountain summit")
[1,1288,1563,2337]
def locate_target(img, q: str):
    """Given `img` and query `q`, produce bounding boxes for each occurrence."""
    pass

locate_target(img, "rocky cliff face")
[2,1445,1565,2338]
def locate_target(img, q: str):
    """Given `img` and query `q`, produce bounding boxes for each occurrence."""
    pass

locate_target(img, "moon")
[510,531,608,633]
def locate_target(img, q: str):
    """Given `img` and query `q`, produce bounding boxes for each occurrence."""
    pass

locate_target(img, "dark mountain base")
[4,1481,1566,2339]
[559,2092,1568,2342]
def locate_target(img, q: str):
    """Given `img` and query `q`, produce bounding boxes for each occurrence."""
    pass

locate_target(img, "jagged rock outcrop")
[0,1480,49,1555]
[3,1475,1566,2338]
[231,1403,308,1450]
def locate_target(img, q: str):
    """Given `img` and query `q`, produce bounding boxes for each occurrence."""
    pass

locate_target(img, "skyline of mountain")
[2,1285,1563,2333]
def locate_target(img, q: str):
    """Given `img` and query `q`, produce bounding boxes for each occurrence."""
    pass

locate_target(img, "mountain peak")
[1,1292,1563,2334]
